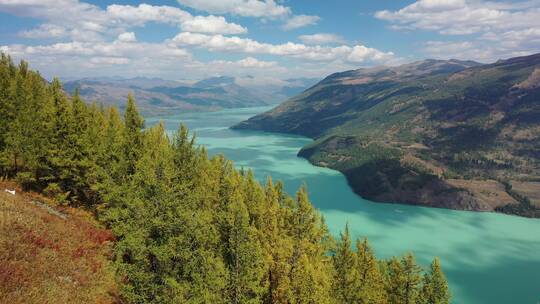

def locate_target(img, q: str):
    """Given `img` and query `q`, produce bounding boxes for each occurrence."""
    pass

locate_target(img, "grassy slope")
[234,54,540,217]
[0,181,118,304]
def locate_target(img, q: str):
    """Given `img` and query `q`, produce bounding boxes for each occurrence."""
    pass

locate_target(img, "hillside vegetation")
[0,53,450,303]
[0,181,117,304]
[234,54,540,217]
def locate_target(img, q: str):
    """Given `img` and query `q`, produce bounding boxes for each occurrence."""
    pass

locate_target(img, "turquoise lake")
[148,106,540,304]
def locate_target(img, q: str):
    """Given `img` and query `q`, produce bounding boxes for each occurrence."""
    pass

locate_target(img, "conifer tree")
[122,93,144,176]
[402,253,422,304]
[356,238,387,303]
[226,193,265,304]
[287,186,332,303]
[333,224,360,303]
[386,257,406,304]
[420,258,451,304]
[47,78,79,201]
[0,54,15,161]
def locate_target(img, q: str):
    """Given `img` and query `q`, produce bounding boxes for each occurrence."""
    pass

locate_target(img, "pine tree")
[355,238,387,303]
[288,186,332,303]
[122,93,144,176]
[226,192,265,304]
[0,54,17,172]
[420,258,451,304]
[401,253,423,304]
[46,78,79,202]
[385,257,405,304]
[332,224,360,303]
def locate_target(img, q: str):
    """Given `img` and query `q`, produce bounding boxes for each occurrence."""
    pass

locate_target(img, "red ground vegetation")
[0,181,118,304]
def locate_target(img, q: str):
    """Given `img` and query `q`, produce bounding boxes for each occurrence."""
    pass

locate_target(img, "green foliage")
[0,53,451,304]
[419,258,451,304]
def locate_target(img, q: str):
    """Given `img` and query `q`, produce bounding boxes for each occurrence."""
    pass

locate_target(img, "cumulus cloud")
[117,32,136,43]
[105,3,190,25]
[171,32,393,63]
[176,0,319,31]
[298,33,346,45]
[5,40,191,60]
[90,56,130,65]
[176,0,290,18]
[210,57,277,68]
[375,0,540,35]
[19,24,67,39]
[181,15,247,35]
[0,0,247,40]
[376,0,540,61]
[423,37,539,62]
[0,0,397,80]
[282,15,320,30]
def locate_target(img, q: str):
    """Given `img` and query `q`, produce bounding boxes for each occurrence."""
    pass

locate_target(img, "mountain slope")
[0,182,117,303]
[234,54,540,217]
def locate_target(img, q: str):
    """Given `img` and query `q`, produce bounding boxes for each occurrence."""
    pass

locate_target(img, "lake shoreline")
[233,122,538,218]
[151,107,540,304]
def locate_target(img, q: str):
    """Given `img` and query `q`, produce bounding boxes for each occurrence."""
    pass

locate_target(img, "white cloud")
[0,0,398,80]
[282,14,320,30]
[423,34,540,62]
[19,23,67,39]
[376,0,540,62]
[236,57,276,68]
[347,45,393,63]
[106,3,191,25]
[298,33,345,45]
[181,15,247,34]
[176,0,319,31]
[90,56,130,65]
[171,32,393,63]
[210,57,277,68]
[375,0,540,35]
[107,4,247,35]
[176,0,290,17]
[0,0,109,41]
[6,40,191,60]
[0,0,248,41]
[117,32,136,43]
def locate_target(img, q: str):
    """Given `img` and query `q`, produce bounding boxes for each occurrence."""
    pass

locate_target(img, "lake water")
[148,106,540,304]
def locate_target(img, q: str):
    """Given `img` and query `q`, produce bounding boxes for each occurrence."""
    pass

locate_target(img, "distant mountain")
[234,54,540,217]
[63,76,318,116]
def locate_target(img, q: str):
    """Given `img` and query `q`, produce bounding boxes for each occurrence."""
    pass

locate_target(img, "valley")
[234,54,540,218]
[149,107,540,304]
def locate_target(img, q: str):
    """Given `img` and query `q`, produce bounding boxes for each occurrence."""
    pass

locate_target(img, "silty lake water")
[147,106,540,304]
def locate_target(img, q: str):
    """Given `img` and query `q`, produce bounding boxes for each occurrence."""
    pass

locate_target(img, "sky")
[1,0,539,81]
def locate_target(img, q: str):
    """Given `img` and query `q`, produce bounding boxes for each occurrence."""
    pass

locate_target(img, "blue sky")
[1,0,539,81]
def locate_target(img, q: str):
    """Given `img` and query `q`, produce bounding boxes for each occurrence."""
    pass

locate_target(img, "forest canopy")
[0,53,450,304]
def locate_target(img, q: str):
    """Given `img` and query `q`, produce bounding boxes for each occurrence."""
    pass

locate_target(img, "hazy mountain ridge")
[64,76,318,116]
[233,53,540,217]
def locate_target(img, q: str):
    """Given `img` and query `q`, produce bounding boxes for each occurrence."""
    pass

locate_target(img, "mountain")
[63,76,317,116]
[234,54,540,217]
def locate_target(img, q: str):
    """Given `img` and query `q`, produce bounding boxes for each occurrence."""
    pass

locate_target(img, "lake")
[148,106,540,304]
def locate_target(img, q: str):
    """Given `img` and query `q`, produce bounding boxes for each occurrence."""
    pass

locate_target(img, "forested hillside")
[0,53,450,303]
[234,54,540,217]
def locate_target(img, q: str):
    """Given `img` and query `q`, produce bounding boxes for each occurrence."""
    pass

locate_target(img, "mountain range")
[233,53,540,218]
[64,76,318,116]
